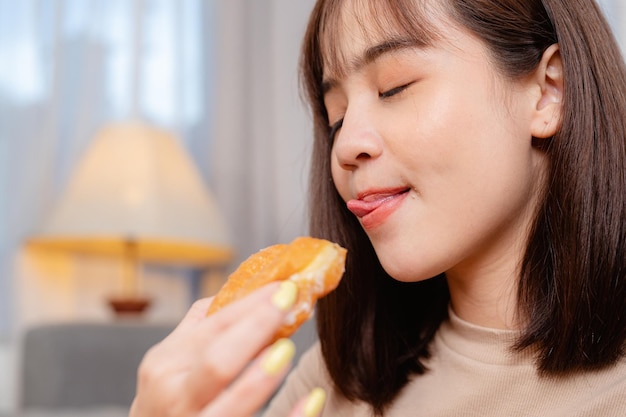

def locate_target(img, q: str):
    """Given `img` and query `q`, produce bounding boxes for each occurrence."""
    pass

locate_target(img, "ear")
[530,44,563,139]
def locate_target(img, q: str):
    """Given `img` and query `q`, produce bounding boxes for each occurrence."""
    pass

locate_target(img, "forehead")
[319,0,445,81]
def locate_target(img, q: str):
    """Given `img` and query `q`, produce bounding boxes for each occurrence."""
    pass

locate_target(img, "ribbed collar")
[436,307,537,366]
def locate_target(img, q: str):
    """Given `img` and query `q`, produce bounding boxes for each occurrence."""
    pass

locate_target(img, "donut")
[206,236,347,339]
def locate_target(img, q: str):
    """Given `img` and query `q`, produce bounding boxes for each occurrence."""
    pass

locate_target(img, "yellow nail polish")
[271,280,298,311]
[261,338,295,375]
[303,387,326,417]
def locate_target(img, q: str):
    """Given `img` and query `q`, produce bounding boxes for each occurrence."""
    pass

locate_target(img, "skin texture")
[325,5,562,329]
[129,283,320,417]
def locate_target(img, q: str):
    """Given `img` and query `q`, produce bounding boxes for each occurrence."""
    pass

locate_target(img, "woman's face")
[324,6,549,283]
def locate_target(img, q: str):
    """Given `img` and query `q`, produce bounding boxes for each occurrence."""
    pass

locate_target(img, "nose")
[332,107,383,170]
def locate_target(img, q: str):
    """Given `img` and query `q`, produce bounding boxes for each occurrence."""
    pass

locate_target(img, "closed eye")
[328,118,343,142]
[379,82,414,99]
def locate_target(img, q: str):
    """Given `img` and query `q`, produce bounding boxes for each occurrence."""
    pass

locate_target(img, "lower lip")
[359,192,409,230]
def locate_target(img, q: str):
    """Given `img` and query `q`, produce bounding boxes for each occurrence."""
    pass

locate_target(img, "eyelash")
[327,82,414,142]
[379,82,413,99]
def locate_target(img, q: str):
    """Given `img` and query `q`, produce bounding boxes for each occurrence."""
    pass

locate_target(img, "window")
[0,0,215,336]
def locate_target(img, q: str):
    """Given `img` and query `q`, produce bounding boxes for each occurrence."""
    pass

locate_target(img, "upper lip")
[356,187,410,201]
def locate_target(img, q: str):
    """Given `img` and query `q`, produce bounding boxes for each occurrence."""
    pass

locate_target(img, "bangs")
[318,0,443,81]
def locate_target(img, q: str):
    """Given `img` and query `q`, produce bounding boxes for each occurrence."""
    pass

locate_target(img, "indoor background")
[0,0,622,415]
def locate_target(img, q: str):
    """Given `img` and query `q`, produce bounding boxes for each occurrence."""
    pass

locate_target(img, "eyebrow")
[321,37,419,94]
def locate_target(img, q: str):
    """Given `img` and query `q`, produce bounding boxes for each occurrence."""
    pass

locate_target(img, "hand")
[129,281,326,417]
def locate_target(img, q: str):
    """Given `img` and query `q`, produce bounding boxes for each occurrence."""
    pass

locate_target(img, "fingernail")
[303,387,326,417]
[261,338,295,375]
[271,280,298,311]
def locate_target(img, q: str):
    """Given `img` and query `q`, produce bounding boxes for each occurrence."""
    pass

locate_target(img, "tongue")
[347,197,391,217]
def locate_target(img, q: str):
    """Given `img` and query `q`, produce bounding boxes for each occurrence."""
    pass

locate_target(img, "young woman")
[130,0,626,416]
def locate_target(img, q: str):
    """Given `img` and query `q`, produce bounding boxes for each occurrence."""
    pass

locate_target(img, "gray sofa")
[18,321,175,417]
[16,318,318,417]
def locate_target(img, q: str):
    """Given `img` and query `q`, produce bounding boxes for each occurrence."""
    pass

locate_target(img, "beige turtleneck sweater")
[263,309,626,416]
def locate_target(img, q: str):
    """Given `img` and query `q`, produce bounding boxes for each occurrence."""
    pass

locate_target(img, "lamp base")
[107,296,151,315]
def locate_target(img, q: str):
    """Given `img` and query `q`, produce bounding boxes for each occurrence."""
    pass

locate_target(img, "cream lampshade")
[28,121,234,314]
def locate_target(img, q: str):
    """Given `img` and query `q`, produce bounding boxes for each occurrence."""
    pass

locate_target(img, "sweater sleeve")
[262,341,332,417]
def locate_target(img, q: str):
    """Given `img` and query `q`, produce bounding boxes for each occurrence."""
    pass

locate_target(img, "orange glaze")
[207,236,347,339]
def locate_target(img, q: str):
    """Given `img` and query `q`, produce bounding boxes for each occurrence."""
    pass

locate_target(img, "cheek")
[388,90,482,175]
[405,78,525,172]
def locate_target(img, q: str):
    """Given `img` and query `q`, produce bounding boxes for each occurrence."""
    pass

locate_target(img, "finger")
[288,388,327,417]
[185,281,298,402]
[171,282,280,338]
[131,286,295,417]
[200,282,284,336]
[141,295,220,366]
[182,297,216,325]
[167,297,215,336]
[140,283,285,384]
[200,339,296,417]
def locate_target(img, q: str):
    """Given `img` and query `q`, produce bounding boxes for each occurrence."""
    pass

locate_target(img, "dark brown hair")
[300,0,626,414]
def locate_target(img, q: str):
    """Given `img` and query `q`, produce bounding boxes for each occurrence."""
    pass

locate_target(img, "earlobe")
[530,44,563,139]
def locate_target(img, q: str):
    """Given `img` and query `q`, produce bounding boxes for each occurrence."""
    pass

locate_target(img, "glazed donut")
[206,236,347,339]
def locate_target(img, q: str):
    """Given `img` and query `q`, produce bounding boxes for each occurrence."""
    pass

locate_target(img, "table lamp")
[27,122,234,315]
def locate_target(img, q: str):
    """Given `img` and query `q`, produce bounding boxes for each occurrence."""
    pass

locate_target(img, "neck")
[446,260,521,330]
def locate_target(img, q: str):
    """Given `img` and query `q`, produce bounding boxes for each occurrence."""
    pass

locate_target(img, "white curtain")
[211,1,315,256]
[598,0,625,50]
[0,0,215,336]
[0,0,316,339]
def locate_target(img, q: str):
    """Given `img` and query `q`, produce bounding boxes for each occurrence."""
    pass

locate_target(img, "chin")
[378,257,439,283]
[372,240,446,283]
